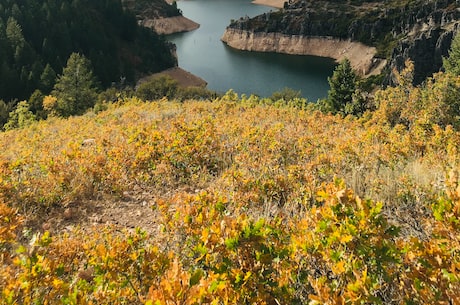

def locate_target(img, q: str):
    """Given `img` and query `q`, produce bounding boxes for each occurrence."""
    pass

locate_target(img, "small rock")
[78,267,94,282]
[63,208,74,220]
[90,215,103,223]
[122,191,133,201]
[42,222,51,231]
[81,138,96,147]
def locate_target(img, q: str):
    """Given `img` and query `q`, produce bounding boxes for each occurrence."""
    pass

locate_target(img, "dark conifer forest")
[0,0,176,103]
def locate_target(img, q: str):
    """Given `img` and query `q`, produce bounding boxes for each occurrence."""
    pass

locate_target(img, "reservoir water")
[168,0,337,101]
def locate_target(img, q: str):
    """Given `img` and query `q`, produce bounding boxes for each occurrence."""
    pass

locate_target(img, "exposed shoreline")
[251,0,285,9]
[139,10,204,89]
[141,15,199,35]
[221,29,386,76]
[154,0,385,90]
[141,67,207,88]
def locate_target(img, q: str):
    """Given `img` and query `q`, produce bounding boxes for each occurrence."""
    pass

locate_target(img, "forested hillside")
[0,0,176,103]
[122,0,181,19]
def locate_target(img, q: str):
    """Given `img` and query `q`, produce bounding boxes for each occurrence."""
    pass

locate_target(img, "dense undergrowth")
[1,77,460,303]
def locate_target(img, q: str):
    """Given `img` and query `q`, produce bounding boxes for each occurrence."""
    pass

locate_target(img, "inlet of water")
[168,0,336,101]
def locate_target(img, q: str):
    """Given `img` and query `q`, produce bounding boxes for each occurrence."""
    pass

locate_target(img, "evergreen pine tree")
[28,89,46,120]
[40,63,57,93]
[5,17,25,51]
[443,32,460,75]
[52,53,98,117]
[326,58,357,114]
[0,99,9,128]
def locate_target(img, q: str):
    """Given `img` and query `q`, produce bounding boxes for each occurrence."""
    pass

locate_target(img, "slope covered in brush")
[1,66,460,302]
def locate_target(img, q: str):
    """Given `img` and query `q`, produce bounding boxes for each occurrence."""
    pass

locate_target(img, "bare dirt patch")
[149,67,208,88]
[34,191,160,236]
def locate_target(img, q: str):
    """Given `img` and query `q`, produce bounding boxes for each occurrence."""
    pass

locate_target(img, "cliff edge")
[123,0,199,35]
[223,0,460,84]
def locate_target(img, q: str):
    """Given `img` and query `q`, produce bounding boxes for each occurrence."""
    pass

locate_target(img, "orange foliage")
[1,94,460,304]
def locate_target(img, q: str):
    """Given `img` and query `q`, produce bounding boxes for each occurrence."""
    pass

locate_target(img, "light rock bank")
[221,28,386,76]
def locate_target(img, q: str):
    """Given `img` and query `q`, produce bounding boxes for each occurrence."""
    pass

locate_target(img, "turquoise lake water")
[168,0,337,100]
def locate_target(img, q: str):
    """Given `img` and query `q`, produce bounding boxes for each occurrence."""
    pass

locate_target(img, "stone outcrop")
[388,19,459,85]
[223,0,460,84]
[141,16,199,35]
[221,29,386,76]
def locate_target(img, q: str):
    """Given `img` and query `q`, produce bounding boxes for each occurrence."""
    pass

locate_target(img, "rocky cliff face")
[389,20,459,85]
[225,0,460,84]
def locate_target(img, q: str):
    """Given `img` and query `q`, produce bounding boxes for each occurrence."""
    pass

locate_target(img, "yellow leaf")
[201,228,209,243]
[243,271,252,282]
[308,294,322,302]
[339,234,353,243]
[52,278,64,289]
[332,261,346,275]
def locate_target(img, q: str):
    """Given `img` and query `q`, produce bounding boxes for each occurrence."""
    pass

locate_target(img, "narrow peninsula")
[123,0,199,35]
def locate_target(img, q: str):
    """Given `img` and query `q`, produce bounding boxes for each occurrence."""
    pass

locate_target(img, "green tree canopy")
[270,87,302,102]
[51,53,98,117]
[443,32,460,75]
[136,75,179,101]
[326,58,358,115]
[0,0,177,104]
[39,63,57,93]
[0,99,9,128]
[4,100,36,130]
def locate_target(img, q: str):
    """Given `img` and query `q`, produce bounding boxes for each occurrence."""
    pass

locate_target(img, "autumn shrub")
[156,190,293,304]
[290,179,402,303]
[0,203,21,249]
[1,93,460,304]
[396,169,460,304]
[1,227,172,305]
[0,202,22,294]
[373,60,460,130]
[1,96,456,224]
